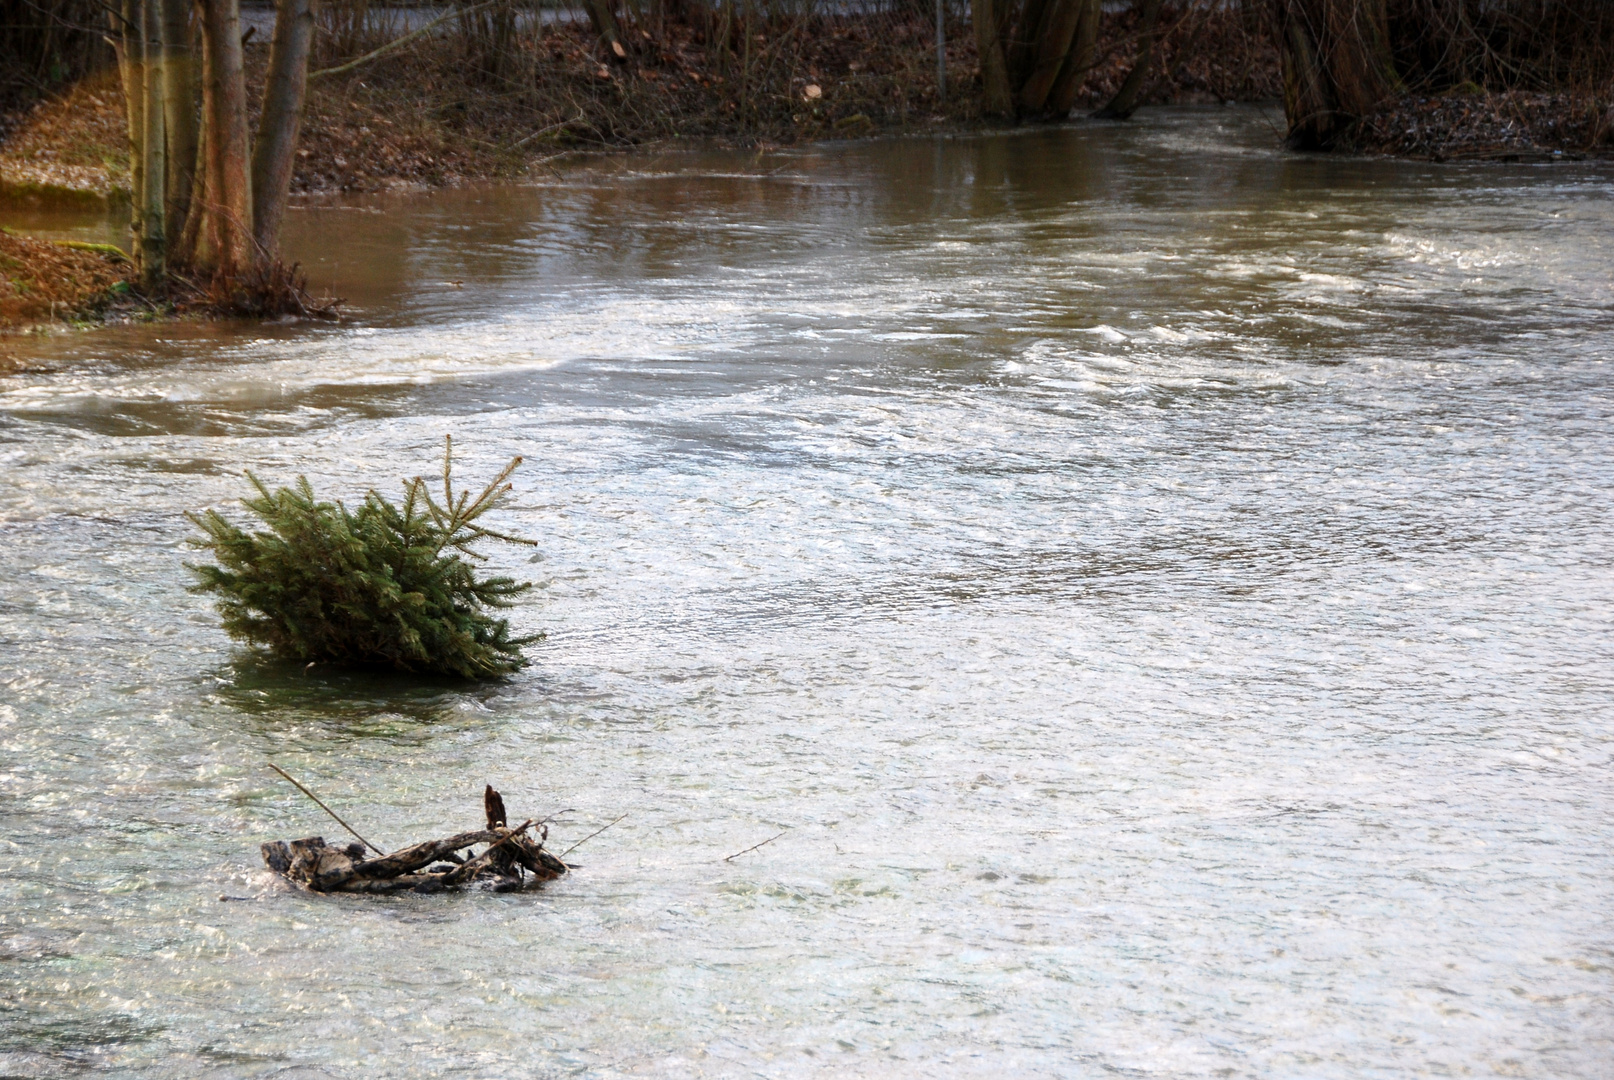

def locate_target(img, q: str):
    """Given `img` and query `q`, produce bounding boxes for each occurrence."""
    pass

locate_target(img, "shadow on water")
[0,1011,159,1056]
[204,656,519,736]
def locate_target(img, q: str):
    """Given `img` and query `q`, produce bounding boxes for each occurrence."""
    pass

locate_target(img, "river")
[1,108,1611,1078]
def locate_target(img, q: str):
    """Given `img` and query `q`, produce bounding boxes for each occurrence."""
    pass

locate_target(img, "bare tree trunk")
[113,0,146,251]
[140,0,167,288]
[1006,0,1050,88]
[972,0,1014,117]
[196,0,256,281]
[1019,0,1086,113]
[975,0,1098,118]
[1045,0,1098,115]
[252,0,317,257]
[1094,0,1163,119]
[582,0,623,53]
[160,0,199,244]
[1275,0,1398,148]
[178,19,211,270]
[1045,0,1097,113]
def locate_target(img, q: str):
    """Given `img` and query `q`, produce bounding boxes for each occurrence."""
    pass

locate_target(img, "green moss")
[187,438,543,678]
[0,177,122,211]
[55,240,129,261]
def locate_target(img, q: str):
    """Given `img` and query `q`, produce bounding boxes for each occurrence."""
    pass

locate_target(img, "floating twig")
[724,830,786,862]
[558,814,627,859]
[268,763,387,856]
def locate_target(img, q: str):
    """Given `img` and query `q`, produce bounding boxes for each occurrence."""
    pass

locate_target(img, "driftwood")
[262,785,569,894]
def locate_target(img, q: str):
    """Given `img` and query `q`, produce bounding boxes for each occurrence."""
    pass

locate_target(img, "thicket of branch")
[1388,0,1614,95]
[0,0,109,119]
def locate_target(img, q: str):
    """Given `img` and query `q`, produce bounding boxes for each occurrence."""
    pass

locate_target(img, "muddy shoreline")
[2,11,1609,330]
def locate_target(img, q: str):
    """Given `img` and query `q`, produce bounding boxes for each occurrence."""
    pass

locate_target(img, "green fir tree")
[187,437,542,678]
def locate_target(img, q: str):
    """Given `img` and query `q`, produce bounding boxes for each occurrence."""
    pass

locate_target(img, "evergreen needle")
[187,437,544,677]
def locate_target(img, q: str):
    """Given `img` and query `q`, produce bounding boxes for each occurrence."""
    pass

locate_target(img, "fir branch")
[186,441,543,678]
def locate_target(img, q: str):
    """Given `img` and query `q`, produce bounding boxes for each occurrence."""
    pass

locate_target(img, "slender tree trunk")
[1274,0,1398,148]
[582,0,623,52]
[140,0,167,288]
[972,0,1014,117]
[1045,0,1098,115]
[178,17,211,270]
[1006,0,1050,88]
[1019,0,1086,113]
[975,0,1097,119]
[252,0,317,257]
[1094,0,1163,119]
[160,0,199,245]
[114,0,146,251]
[196,0,256,280]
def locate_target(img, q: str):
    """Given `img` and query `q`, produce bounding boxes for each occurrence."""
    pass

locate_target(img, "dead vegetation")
[2,0,1606,333]
[3,1,1613,205]
[0,68,128,201]
[263,783,571,895]
[0,228,134,328]
[1357,90,1614,160]
[0,225,331,330]
[0,0,107,119]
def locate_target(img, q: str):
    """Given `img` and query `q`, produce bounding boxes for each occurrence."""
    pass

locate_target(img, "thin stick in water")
[268,763,387,856]
[558,814,627,859]
[724,830,786,862]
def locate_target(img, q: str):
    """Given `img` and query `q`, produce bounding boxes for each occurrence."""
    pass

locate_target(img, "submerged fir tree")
[187,437,542,678]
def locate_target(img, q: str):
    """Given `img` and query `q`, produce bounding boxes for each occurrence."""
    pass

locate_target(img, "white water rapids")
[1,109,1611,1077]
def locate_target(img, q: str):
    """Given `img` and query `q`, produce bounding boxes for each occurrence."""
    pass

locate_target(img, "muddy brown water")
[1,108,1611,1077]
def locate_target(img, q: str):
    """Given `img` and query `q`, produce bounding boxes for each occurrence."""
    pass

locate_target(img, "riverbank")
[0,7,1273,330]
[2,8,1609,331]
[0,227,134,333]
[1357,90,1614,161]
[0,7,1275,203]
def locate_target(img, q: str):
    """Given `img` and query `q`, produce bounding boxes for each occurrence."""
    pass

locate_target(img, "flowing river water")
[1,108,1611,1078]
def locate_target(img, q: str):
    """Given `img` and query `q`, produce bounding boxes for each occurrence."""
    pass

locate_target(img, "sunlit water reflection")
[2,108,1611,1078]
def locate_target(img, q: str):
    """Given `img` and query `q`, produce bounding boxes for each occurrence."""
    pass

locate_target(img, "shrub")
[187,437,542,677]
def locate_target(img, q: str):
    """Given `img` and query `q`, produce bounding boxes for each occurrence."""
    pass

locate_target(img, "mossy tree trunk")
[972,0,1100,119]
[1275,0,1399,148]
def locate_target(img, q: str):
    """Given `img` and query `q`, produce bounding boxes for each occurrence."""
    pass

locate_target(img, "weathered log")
[512,834,569,879]
[442,821,533,885]
[483,784,518,879]
[261,839,292,873]
[262,788,569,896]
[349,829,505,879]
[334,873,448,894]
